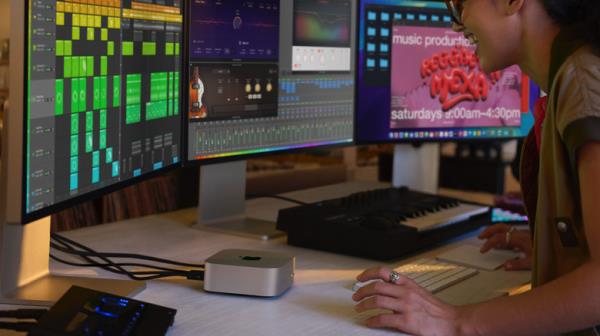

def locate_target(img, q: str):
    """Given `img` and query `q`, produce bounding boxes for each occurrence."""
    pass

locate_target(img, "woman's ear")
[504,0,526,16]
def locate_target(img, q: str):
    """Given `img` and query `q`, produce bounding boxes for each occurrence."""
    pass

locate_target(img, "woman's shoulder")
[552,45,600,138]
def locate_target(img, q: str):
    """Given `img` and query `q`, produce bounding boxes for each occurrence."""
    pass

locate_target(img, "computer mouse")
[352,279,382,292]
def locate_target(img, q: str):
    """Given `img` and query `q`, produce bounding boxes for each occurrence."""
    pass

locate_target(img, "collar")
[548,28,586,92]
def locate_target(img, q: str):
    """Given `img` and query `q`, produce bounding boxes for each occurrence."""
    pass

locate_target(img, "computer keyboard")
[277,187,490,260]
[352,258,478,293]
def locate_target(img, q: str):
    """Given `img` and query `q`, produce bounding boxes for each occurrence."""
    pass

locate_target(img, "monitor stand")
[193,160,285,240]
[0,217,146,306]
[392,143,440,194]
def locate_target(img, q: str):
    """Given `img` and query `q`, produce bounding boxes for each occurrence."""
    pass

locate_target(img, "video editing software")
[26,0,182,215]
[187,0,355,161]
[355,0,537,143]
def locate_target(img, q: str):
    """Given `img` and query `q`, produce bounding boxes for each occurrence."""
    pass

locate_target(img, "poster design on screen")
[390,26,523,130]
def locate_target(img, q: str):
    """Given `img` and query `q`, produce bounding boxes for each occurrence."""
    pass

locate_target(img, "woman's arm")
[353,142,600,335]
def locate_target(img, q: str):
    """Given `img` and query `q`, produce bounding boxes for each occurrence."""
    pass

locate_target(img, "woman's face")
[460,0,521,73]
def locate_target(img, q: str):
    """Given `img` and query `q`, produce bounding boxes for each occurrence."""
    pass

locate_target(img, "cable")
[50,235,204,281]
[48,256,188,273]
[50,254,185,278]
[50,240,195,281]
[51,254,203,281]
[49,241,203,273]
[0,321,38,332]
[0,309,48,320]
[246,194,309,206]
[49,236,189,273]
[50,236,152,281]
[51,233,205,268]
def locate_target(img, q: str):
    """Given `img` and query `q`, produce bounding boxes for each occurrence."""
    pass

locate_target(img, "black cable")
[50,235,204,281]
[50,254,185,277]
[49,242,202,273]
[0,309,48,320]
[49,256,189,273]
[50,241,197,281]
[49,236,191,273]
[50,252,185,281]
[50,254,204,281]
[246,194,309,206]
[50,235,143,280]
[0,321,38,332]
[51,233,205,268]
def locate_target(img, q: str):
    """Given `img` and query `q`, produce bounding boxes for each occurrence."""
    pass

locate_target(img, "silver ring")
[505,226,516,245]
[389,271,401,283]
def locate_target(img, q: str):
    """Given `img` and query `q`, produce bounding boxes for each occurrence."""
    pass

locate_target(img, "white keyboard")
[402,204,490,232]
[352,258,478,293]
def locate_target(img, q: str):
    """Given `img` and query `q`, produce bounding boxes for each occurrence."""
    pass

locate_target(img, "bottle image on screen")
[189,66,207,119]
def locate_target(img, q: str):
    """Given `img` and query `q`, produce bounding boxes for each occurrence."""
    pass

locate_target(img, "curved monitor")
[4,0,184,224]
[355,0,537,144]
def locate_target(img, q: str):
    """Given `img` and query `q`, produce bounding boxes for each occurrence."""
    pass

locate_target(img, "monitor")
[9,0,184,225]
[183,0,356,239]
[355,0,537,144]
[0,0,184,304]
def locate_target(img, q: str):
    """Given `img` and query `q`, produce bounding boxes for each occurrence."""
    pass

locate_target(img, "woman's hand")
[478,224,532,270]
[352,266,466,336]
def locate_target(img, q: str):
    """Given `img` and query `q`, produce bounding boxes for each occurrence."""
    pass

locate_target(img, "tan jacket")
[526,30,600,335]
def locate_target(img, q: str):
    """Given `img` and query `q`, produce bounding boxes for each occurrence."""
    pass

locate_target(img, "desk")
[2,181,531,336]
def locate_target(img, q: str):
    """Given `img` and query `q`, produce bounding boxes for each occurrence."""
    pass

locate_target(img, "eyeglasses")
[444,0,464,25]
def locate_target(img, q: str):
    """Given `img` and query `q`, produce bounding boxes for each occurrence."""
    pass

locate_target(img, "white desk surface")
[2,181,531,336]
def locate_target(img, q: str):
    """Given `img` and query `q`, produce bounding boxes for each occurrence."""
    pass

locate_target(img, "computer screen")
[355,0,537,144]
[185,0,355,162]
[23,0,183,222]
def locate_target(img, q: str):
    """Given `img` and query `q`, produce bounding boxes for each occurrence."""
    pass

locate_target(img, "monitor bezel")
[182,0,356,167]
[18,0,185,225]
[352,0,536,146]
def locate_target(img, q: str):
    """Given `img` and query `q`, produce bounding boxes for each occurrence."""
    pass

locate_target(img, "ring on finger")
[389,270,401,284]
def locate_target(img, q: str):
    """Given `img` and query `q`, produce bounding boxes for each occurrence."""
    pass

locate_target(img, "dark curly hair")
[541,0,600,51]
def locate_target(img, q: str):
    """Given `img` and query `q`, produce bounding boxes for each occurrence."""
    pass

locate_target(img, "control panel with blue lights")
[30,286,176,336]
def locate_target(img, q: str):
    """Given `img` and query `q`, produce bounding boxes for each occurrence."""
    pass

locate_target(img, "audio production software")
[187,0,355,160]
[292,0,352,72]
[25,0,182,214]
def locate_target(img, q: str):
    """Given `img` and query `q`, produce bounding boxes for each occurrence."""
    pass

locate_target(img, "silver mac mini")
[204,249,295,297]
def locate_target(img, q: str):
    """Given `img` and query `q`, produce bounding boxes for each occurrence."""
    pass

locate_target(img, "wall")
[0,1,9,42]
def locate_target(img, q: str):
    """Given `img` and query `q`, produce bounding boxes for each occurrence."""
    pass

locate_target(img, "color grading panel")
[25,0,183,217]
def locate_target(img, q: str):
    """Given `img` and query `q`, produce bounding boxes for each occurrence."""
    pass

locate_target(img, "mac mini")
[203,249,295,297]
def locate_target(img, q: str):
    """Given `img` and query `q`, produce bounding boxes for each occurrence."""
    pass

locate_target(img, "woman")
[352,0,600,334]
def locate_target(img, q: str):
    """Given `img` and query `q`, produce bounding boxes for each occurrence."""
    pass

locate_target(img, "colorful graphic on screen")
[189,0,279,61]
[293,0,351,47]
[186,1,355,162]
[390,26,523,130]
[25,0,183,220]
[292,0,352,72]
[355,0,537,143]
